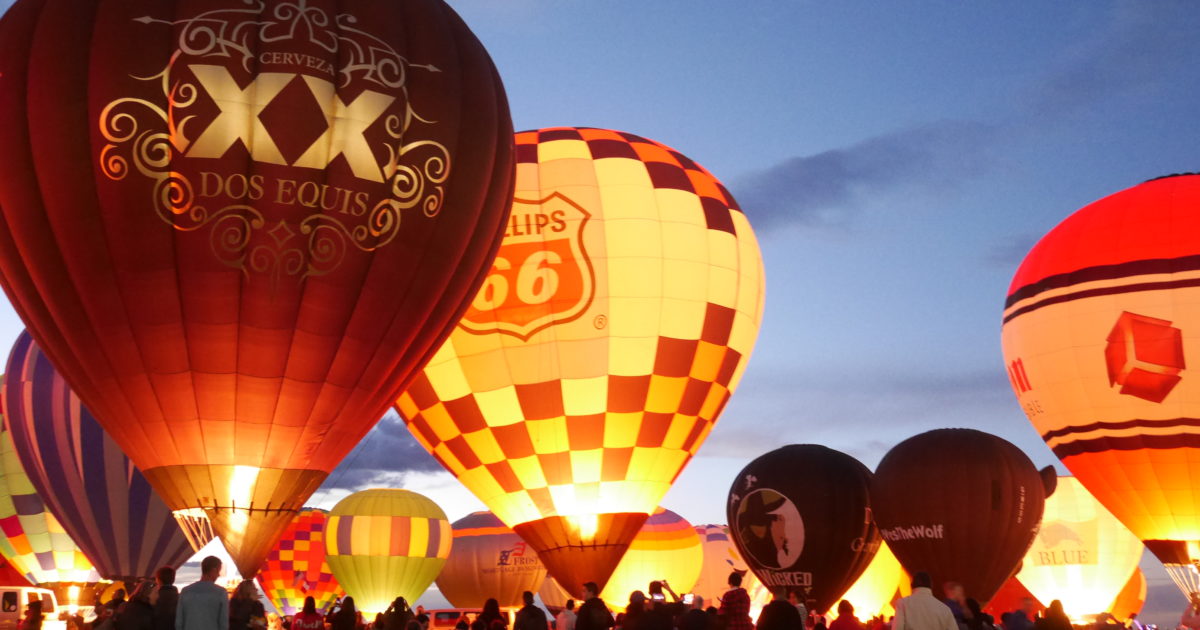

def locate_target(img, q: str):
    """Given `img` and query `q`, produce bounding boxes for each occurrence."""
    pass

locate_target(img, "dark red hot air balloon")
[0,0,513,576]
[871,429,1054,604]
[726,445,880,613]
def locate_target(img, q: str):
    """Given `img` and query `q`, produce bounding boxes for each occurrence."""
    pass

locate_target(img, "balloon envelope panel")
[0,0,513,576]
[325,489,452,614]
[3,331,201,580]
[257,508,344,616]
[1002,174,1200,596]
[398,127,765,596]
[436,511,546,608]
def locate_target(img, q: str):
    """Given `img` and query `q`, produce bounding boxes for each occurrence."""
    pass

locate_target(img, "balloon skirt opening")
[514,512,648,599]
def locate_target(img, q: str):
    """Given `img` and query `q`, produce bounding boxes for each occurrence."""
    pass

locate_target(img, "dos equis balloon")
[0,0,513,576]
[1002,174,1200,598]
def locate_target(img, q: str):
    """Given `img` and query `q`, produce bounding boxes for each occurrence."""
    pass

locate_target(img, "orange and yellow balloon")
[397,127,765,597]
[831,543,905,621]
[600,507,701,606]
[1002,174,1200,597]
[256,509,344,616]
[324,490,451,614]
[1013,477,1143,620]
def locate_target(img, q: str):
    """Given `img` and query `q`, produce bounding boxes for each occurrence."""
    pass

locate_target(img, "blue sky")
[1,0,1199,624]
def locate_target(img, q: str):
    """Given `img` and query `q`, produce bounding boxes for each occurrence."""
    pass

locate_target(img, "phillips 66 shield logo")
[459,192,595,340]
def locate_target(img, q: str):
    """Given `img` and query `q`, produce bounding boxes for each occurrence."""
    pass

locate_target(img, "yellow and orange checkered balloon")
[396,127,765,598]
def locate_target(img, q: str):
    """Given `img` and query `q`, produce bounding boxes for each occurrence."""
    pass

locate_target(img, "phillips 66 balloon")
[872,429,1054,604]
[397,127,765,597]
[257,508,344,616]
[436,511,547,609]
[1001,174,1200,599]
[726,445,879,613]
[0,0,513,576]
[325,489,451,613]
[1014,477,1143,620]
[4,331,204,581]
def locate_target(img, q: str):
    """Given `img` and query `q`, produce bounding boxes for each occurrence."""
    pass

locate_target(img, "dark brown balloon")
[0,0,513,575]
[726,445,880,613]
[871,429,1053,604]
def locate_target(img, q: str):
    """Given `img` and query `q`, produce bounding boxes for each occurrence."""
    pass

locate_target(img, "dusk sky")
[1,1,1199,625]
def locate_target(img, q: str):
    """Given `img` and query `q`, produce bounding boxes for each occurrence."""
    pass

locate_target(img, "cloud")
[1025,3,1200,118]
[984,233,1037,268]
[318,411,443,493]
[732,121,996,231]
[695,365,1051,471]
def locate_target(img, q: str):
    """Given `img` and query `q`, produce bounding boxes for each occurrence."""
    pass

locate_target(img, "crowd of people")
[29,560,1160,630]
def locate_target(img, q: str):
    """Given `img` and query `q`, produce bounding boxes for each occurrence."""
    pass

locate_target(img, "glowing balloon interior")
[1002,174,1200,599]
[398,127,765,596]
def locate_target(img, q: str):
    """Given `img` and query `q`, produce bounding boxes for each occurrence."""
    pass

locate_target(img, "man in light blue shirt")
[176,556,229,630]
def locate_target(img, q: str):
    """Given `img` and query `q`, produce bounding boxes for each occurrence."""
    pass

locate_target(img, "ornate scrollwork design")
[101,1,453,285]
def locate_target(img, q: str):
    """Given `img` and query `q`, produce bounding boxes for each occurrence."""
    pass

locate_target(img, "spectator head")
[583,583,599,599]
[910,572,932,590]
[523,592,534,606]
[130,581,155,604]
[837,600,853,617]
[943,582,963,601]
[727,571,743,587]
[692,596,704,611]
[786,590,802,606]
[483,598,501,618]
[648,581,663,596]
[1019,597,1036,615]
[112,589,126,601]
[565,600,575,611]
[303,597,316,616]
[155,566,175,587]
[200,556,222,580]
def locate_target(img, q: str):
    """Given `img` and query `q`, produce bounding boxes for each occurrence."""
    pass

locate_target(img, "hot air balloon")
[871,429,1053,604]
[692,525,771,612]
[1014,477,1143,620]
[0,424,99,598]
[436,511,546,609]
[0,0,513,576]
[257,508,343,617]
[1001,174,1200,599]
[726,445,879,613]
[324,489,451,613]
[829,543,905,622]
[600,507,701,607]
[397,127,765,597]
[1108,569,1146,620]
[3,331,207,581]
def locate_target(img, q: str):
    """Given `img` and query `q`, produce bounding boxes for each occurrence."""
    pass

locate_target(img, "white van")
[0,587,67,630]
